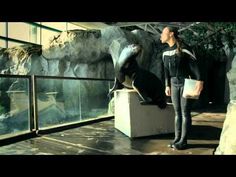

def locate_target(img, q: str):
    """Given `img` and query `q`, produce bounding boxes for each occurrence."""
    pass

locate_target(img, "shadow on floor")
[189,125,222,141]
[131,125,222,141]
[193,103,227,113]
[132,133,173,141]
[187,143,218,149]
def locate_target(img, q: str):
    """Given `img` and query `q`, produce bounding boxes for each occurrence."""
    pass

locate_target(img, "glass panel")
[36,77,113,129]
[0,76,30,136]
[0,22,6,36]
[67,23,86,30]
[41,29,60,47]
[0,39,6,48]
[41,22,66,31]
[8,22,30,42]
[80,80,112,119]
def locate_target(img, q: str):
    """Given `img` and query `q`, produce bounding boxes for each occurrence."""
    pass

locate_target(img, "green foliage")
[209,22,236,33]
[180,22,236,47]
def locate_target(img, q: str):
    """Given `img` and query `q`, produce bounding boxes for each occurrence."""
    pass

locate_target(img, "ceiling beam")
[148,24,161,34]
[113,22,162,27]
[178,22,201,32]
[136,24,157,34]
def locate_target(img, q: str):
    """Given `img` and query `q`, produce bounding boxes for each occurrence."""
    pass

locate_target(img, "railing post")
[31,75,39,132]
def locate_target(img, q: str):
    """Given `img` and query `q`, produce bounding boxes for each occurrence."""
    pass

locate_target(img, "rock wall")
[215,56,236,154]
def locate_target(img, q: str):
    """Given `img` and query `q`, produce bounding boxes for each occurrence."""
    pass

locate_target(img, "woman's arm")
[162,57,171,96]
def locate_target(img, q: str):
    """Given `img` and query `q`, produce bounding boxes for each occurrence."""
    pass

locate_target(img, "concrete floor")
[0,108,225,155]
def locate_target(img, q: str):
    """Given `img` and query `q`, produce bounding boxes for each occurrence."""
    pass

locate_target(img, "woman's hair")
[166,26,182,55]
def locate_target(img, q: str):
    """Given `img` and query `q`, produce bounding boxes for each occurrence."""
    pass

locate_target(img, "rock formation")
[215,55,236,154]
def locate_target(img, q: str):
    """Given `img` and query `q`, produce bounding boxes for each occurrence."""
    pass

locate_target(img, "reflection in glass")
[80,80,111,119]
[36,78,113,129]
[0,77,30,136]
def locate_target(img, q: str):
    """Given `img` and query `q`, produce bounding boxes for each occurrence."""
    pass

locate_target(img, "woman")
[160,26,204,150]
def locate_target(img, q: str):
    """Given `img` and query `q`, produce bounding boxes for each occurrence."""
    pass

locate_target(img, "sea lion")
[109,44,166,109]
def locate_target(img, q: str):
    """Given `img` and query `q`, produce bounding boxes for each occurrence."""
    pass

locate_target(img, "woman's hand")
[194,81,204,95]
[165,86,171,96]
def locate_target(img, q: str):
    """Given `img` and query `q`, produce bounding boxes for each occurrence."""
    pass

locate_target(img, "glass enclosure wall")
[0,75,31,137]
[0,74,114,139]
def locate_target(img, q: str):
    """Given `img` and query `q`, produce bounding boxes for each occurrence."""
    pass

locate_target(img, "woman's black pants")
[171,77,192,144]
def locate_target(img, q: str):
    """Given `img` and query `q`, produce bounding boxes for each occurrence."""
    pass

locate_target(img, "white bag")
[182,78,200,99]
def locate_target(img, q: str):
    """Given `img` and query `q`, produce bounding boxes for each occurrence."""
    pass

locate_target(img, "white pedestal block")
[114,89,175,138]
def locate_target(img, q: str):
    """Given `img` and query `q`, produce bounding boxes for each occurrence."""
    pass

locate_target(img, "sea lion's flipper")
[108,77,123,98]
